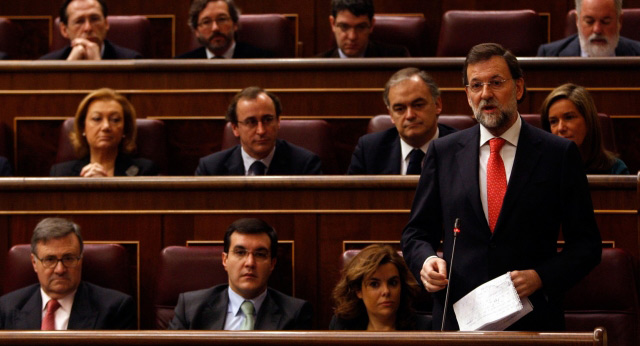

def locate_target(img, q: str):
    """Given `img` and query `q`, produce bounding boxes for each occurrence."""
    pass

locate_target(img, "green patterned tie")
[240,300,255,330]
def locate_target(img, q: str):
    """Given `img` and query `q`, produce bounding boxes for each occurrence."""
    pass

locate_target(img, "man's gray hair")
[575,0,622,18]
[383,67,441,108]
[31,217,83,254]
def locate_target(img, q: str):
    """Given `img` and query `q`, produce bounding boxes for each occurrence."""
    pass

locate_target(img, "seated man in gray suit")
[0,217,135,330]
[538,0,640,57]
[195,87,322,175]
[348,67,456,174]
[169,218,312,330]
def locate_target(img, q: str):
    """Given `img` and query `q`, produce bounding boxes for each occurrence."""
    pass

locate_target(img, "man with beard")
[176,0,272,59]
[40,0,142,60]
[538,0,640,56]
[401,43,601,331]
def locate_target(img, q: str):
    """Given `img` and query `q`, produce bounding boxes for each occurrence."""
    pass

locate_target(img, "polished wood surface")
[0,329,606,345]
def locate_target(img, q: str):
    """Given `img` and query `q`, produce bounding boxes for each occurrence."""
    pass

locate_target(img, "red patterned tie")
[487,138,507,232]
[41,299,60,330]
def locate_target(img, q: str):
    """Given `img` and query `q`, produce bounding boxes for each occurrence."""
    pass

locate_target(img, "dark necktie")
[406,149,425,175]
[41,299,60,330]
[248,161,266,176]
[487,138,507,232]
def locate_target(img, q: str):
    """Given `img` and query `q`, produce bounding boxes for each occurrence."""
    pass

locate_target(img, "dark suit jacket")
[329,313,430,330]
[347,124,457,174]
[401,120,602,331]
[175,41,273,59]
[50,155,159,176]
[195,139,322,175]
[0,51,7,60]
[0,281,136,330]
[39,40,142,60]
[0,156,12,176]
[317,40,410,58]
[537,34,640,56]
[168,284,312,330]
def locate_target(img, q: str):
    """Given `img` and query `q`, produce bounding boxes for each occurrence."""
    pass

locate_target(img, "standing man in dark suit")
[402,43,601,331]
[317,0,409,58]
[348,67,456,174]
[538,0,640,56]
[0,217,135,330]
[39,0,142,60]
[169,218,312,330]
[176,0,272,59]
[196,87,322,175]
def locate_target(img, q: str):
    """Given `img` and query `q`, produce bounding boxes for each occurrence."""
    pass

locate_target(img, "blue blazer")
[402,120,602,331]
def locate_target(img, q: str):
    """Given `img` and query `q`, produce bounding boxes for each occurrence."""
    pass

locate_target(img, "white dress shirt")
[40,288,75,330]
[241,146,275,175]
[224,287,267,330]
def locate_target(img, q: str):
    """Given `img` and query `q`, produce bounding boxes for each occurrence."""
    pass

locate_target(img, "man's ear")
[60,23,70,40]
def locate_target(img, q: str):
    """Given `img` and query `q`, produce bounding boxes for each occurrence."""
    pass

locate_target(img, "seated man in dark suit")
[0,217,135,330]
[317,0,409,58]
[0,51,7,59]
[348,68,456,174]
[538,0,640,56]
[176,0,272,59]
[169,218,312,330]
[196,87,322,175]
[40,0,142,60]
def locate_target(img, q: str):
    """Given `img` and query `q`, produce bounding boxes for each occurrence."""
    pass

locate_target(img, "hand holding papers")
[453,272,533,331]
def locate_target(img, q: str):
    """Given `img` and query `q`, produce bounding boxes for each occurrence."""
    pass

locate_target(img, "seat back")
[522,113,617,152]
[55,118,168,174]
[188,14,297,58]
[371,15,428,57]
[222,119,338,173]
[564,248,638,346]
[437,10,544,56]
[51,16,151,57]
[154,245,294,329]
[564,9,640,42]
[3,243,135,298]
[0,17,21,59]
[366,114,477,134]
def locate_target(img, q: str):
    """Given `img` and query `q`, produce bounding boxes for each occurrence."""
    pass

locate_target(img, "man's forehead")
[68,0,103,15]
[467,56,511,80]
[335,10,371,24]
[230,232,271,248]
[36,235,80,254]
[201,0,230,16]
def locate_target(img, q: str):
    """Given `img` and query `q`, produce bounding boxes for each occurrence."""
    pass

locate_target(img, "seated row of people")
[18,0,639,61]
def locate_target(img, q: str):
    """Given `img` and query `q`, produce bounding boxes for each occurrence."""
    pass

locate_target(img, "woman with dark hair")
[540,83,629,174]
[330,244,429,331]
[50,88,158,177]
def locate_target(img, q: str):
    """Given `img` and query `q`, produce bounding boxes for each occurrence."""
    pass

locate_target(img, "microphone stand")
[441,218,460,331]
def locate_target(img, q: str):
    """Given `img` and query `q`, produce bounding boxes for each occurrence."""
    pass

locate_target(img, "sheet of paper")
[453,272,533,331]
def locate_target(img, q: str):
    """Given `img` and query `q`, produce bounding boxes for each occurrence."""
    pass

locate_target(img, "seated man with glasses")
[176,0,272,59]
[169,218,312,330]
[317,0,409,58]
[0,217,135,330]
[195,86,322,175]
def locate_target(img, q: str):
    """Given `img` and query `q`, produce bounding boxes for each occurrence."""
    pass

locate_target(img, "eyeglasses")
[33,254,81,269]
[466,78,512,93]
[236,115,277,129]
[335,22,371,34]
[198,16,232,29]
[231,249,270,261]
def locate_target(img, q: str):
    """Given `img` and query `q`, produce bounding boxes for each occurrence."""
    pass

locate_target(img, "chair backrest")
[55,118,168,174]
[436,10,544,57]
[0,17,21,59]
[366,114,477,134]
[188,14,297,58]
[153,245,294,329]
[564,9,640,42]
[3,243,135,298]
[564,248,638,346]
[370,15,428,57]
[221,119,338,173]
[521,113,617,152]
[51,16,151,57]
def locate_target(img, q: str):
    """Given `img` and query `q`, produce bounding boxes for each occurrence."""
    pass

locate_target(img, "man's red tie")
[41,299,60,330]
[487,138,507,232]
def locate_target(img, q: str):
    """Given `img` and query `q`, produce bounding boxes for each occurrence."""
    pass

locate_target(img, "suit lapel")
[254,290,282,330]
[200,289,228,330]
[13,287,42,329]
[383,136,402,174]
[226,147,246,175]
[68,282,98,329]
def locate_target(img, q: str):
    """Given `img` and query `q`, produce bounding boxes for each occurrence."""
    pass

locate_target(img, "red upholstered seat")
[0,18,21,59]
[55,118,168,174]
[3,243,135,298]
[564,9,640,42]
[371,15,428,57]
[222,119,338,173]
[51,16,151,57]
[366,114,477,134]
[436,10,544,57]
[188,14,297,57]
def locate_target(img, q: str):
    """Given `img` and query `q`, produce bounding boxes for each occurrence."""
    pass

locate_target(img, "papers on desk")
[453,272,533,331]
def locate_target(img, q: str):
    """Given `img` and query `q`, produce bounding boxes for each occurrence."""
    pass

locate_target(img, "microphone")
[441,218,460,331]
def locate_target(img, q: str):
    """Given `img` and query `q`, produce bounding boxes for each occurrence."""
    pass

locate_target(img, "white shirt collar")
[337,44,367,58]
[40,287,76,313]
[227,286,268,317]
[479,114,521,147]
[241,145,276,175]
[399,126,439,161]
[206,41,236,59]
